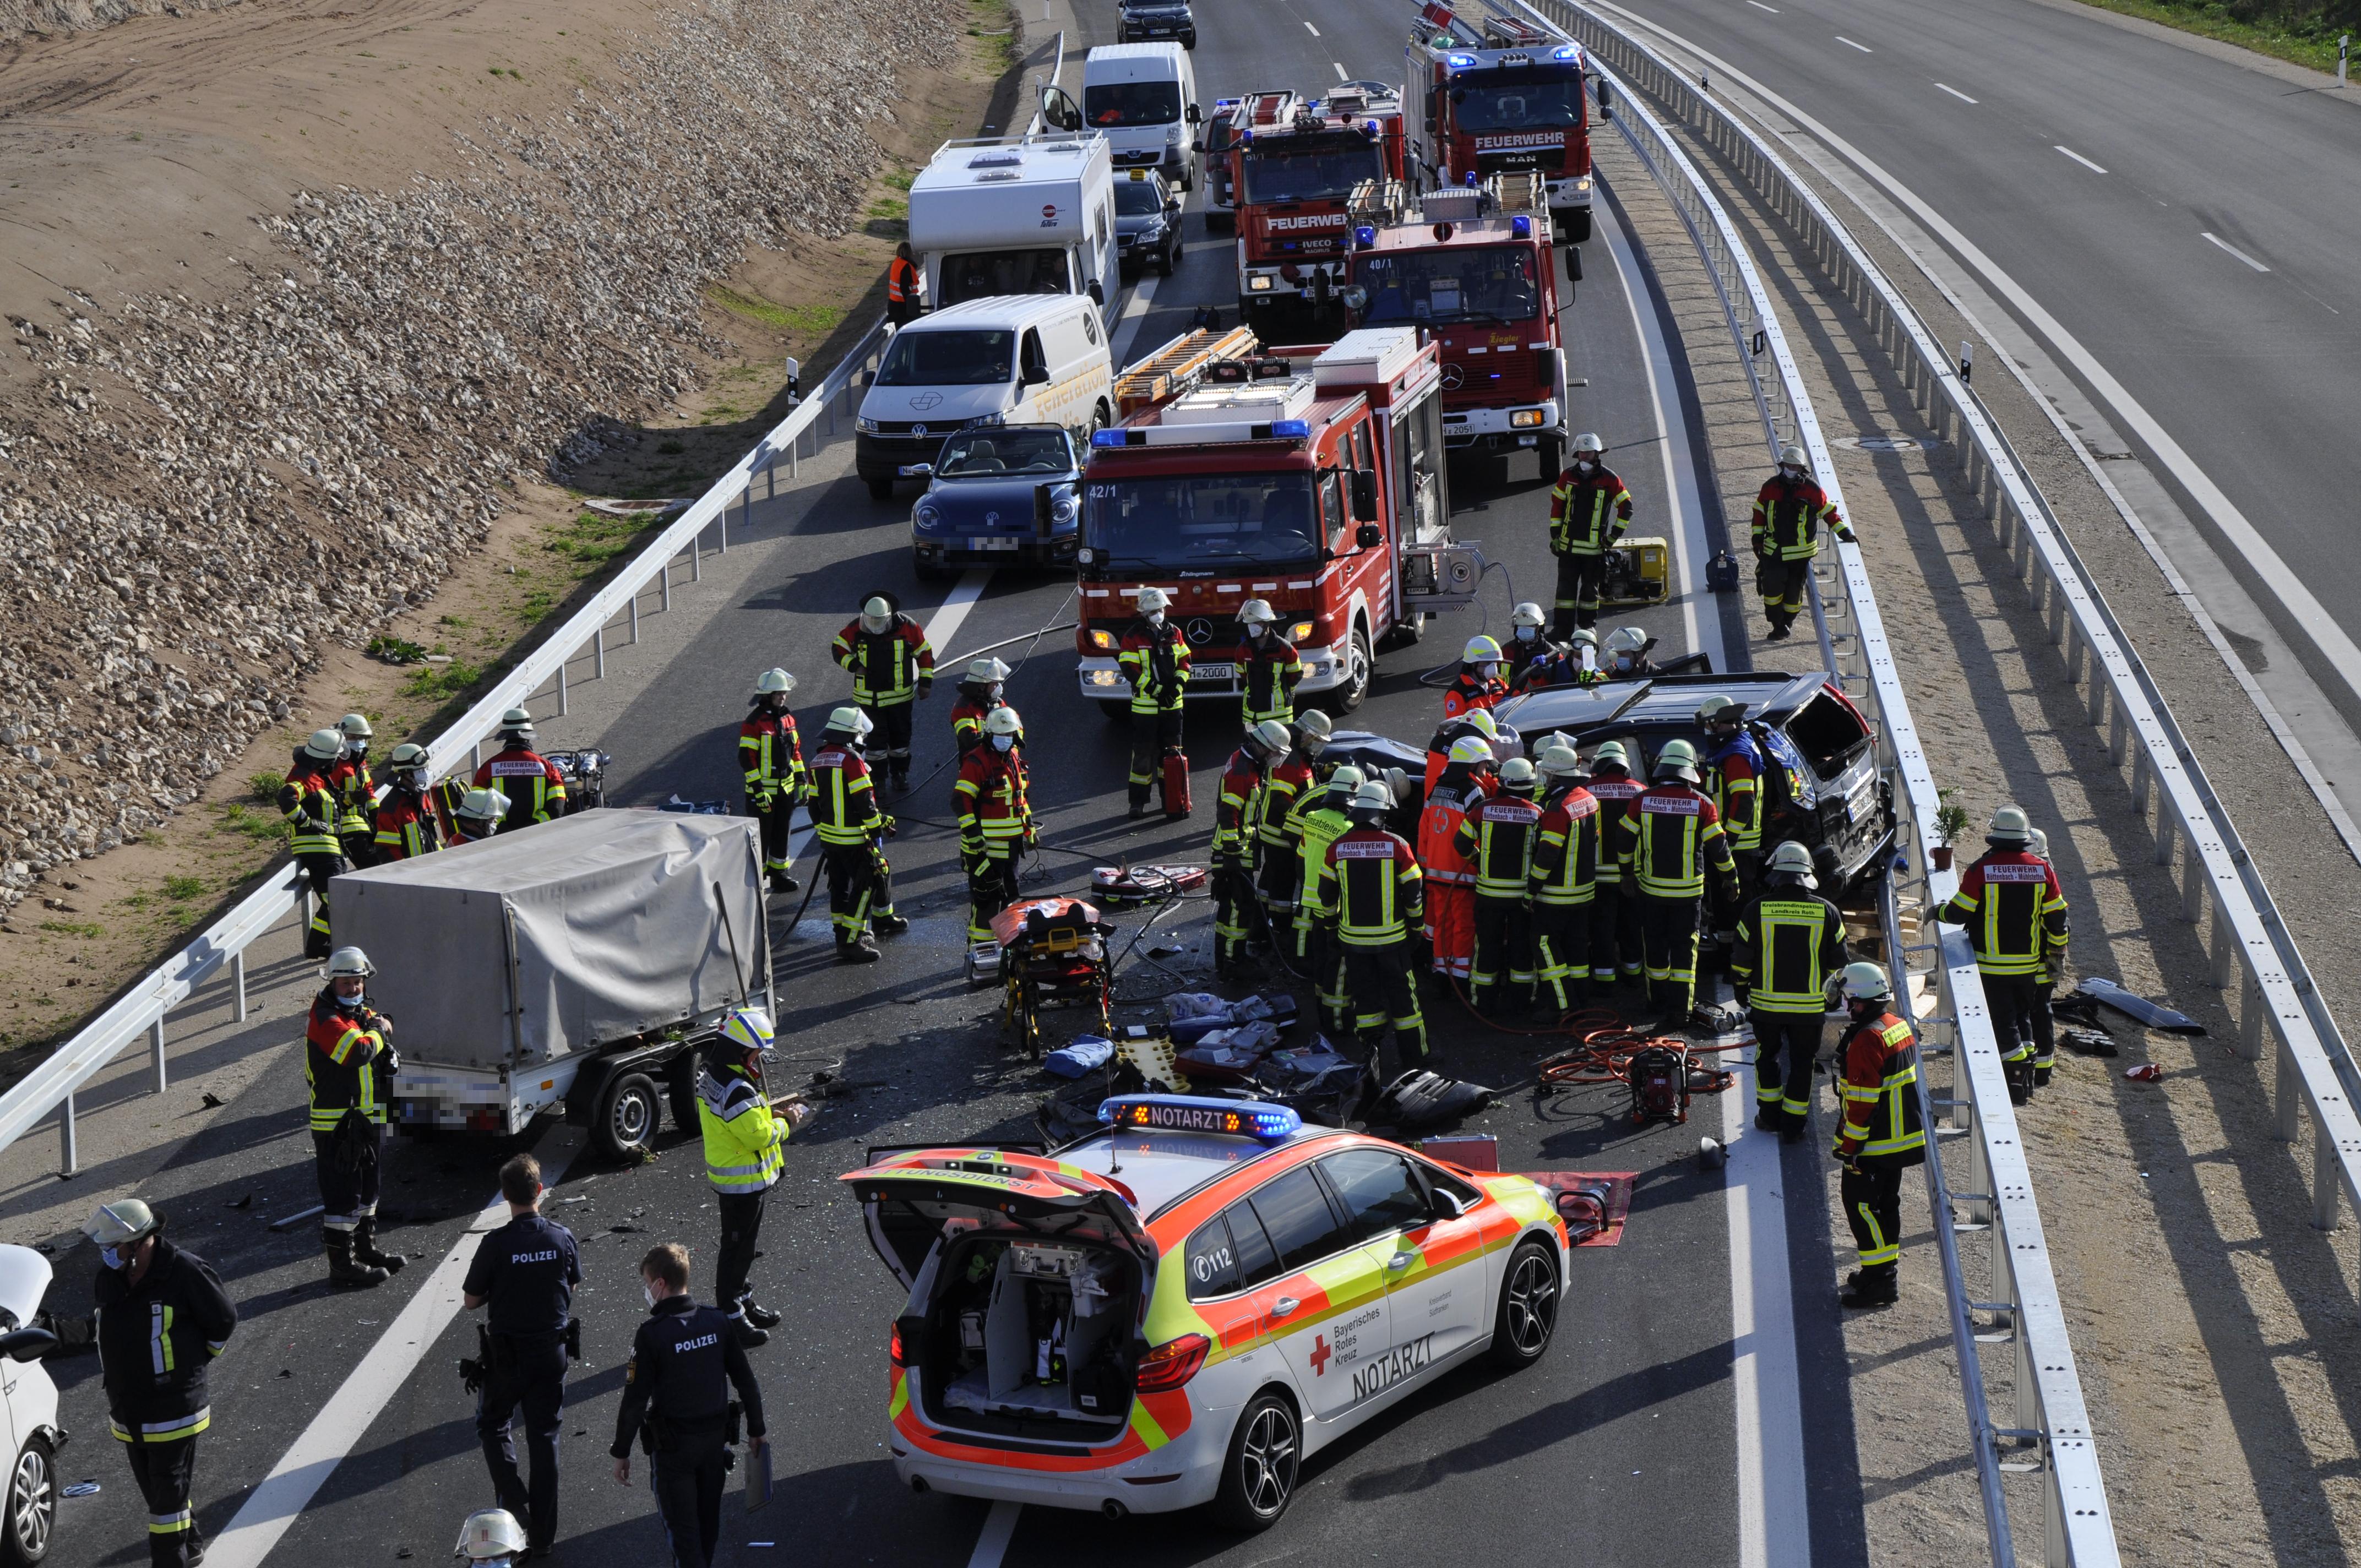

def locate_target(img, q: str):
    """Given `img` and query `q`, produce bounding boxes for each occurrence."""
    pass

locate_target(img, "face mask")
[1146,611,1165,628]
[992,733,1015,753]
[1245,624,1265,640]
[1781,466,1802,481]
[1515,625,1536,642]
[644,1282,660,1310]
[986,685,1003,704]
[1479,663,1500,680]
[335,990,362,1010]
[349,741,367,756]
[1575,459,1596,473]
[101,1245,126,1270]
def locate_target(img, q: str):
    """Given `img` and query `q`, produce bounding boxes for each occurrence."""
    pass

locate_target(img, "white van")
[855,296,1114,500]
[1082,42,1199,187]
[909,134,1119,319]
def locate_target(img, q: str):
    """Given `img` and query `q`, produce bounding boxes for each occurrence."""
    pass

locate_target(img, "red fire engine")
[1074,326,1485,716]
[1343,175,1572,471]
[1227,85,1411,332]
[1408,0,1595,242]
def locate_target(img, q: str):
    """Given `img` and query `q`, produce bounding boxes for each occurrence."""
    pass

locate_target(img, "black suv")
[1118,0,1195,48]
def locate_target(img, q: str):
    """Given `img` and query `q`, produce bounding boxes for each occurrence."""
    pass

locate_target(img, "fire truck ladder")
[1236,90,1301,132]
[1111,325,1263,414]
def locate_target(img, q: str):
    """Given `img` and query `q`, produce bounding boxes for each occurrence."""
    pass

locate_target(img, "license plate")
[971,537,1021,552]
[1192,663,1236,680]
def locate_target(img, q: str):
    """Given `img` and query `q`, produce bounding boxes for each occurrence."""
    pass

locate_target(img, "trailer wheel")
[594,1071,661,1162]
[667,1053,703,1135]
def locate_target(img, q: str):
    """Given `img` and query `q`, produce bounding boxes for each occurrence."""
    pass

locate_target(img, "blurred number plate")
[973,537,1021,551]
[1193,663,1237,680]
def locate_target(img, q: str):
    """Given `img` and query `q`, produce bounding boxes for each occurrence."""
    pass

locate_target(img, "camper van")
[909,134,1119,318]
[1081,42,1200,187]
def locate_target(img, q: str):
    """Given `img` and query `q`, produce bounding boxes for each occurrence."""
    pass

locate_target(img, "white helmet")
[720,1005,775,1057]
[456,787,509,826]
[1778,444,1810,470]
[339,712,373,742]
[389,742,431,780]
[1841,961,1893,1003]
[1510,602,1547,630]
[983,706,1024,737]
[1572,432,1604,457]
[755,668,796,696]
[326,946,376,980]
[1350,780,1395,812]
[1462,634,1503,665]
[84,1198,161,1251]
[1537,743,1584,778]
[1448,736,1494,766]
[499,706,535,742]
[965,657,1012,684]
[1293,710,1333,746]
[1604,627,1647,656]
[1248,718,1293,756]
[1135,586,1172,615]
[303,728,345,762]
[1498,756,1537,792]
[2028,827,2050,860]
[825,706,873,737]
[1461,709,1500,741]
[1238,598,1279,627]
[860,595,894,634]
[1326,763,1367,796]
[455,1509,529,1564]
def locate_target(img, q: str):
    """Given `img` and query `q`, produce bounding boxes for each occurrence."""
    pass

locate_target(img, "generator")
[1601,537,1671,608]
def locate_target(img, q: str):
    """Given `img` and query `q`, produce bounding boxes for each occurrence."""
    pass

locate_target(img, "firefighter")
[1294,764,1365,1037]
[1751,444,1856,641]
[1935,806,2068,1104]
[949,657,1013,757]
[474,708,568,831]
[1700,695,1766,903]
[697,1006,799,1347]
[86,1199,236,1568]
[1441,635,1509,720]
[1731,840,1849,1139]
[1615,739,1739,1030]
[452,787,509,844]
[1318,779,1429,1078]
[2026,826,2061,1087]
[1546,432,1633,636]
[1585,740,1644,989]
[1418,736,1497,984]
[1517,627,1604,692]
[454,1509,529,1568]
[809,707,904,962]
[1214,720,1290,978]
[954,707,1033,943]
[886,240,923,327]
[1603,625,1655,679]
[1424,705,1500,797]
[1238,599,1304,726]
[739,668,807,895]
[1528,742,1601,1018]
[1255,709,1330,932]
[1119,586,1192,819]
[371,742,444,862]
[1831,961,1925,1309]
[1454,755,1543,1016]
[306,946,407,1287]
[831,596,935,793]
[279,729,346,960]
[1502,602,1556,687]
[333,712,378,868]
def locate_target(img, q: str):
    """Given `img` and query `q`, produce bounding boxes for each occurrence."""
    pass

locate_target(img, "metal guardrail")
[1520,7,2121,1561]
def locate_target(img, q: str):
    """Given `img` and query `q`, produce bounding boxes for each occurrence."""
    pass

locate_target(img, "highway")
[11,3,1881,1566]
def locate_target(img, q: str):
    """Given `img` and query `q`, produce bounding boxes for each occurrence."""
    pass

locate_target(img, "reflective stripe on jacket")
[832,617,936,706]
[697,1065,786,1191]
[278,768,343,857]
[95,1238,235,1442]
[739,709,807,799]
[1730,892,1848,1014]
[1530,785,1601,906]
[474,747,568,828]
[1836,1012,1927,1162]
[808,748,881,847]
[1751,474,1843,561]
[1117,620,1191,714]
[372,790,443,861]
[1214,750,1264,857]
[1453,795,1542,899]
[1547,465,1632,555]
[1322,827,1424,946]
[1241,639,1303,725]
[1938,851,2068,976]
[954,749,1032,845]
[1614,782,1736,899]
[304,988,389,1131]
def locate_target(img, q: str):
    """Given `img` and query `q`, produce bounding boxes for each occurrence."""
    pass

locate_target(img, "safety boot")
[324,1228,388,1288]
[872,911,909,937]
[729,1314,771,1349]
[1754,1104,1786,1134]
[2004,1057,2033,1106]
[769,872,801,895]
[742,1298,784,1330]
[354,1216,407,1274]
[1840,1269,1897,1310]
[836,935,881,965]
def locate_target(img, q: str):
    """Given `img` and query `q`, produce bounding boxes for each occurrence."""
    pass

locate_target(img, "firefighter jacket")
[474,745,568,829]
[1615,780,1738,900]
[1938,849,2069,977]
[1321,826,1424,946]
[697,1060,786,1194]
[278,764,344,858]
[1258,754,1316,852]
[95,1237,236,1444]
[330,754,375,837]
[1751,473,1846,562]
[372,786,443,862]
[1453,793,1543,900]
[1118,619,1191,715]
[1835,1010,1927,1165]
[1586,767,1642,885]
[1547,464,1633,556]
[831,614,935,707]
[1530,785,1602,906]
[1214,748,1265,861]
[1516,646,1607,691]
[738,706,807,805]
[954,747,1032,852]
[1241,636,1303,726]
[1731,889,1848,1014]
[1502,631,1554,688]
[949,691,1004,756]
[1295,798,1355,920]
[1706,731,1766,852]
[808,743,883,848]
[1424,716,1493,795]
[1417,772,1486,890]
[1440,670,1508,720]
[305,986,390,1132]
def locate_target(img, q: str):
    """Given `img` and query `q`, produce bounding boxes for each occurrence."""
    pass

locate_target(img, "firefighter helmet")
[83,1198,161,1251]
[1572,432,1604,457]
[720,1005,775,1057]
[825,706,872,737]
[1766,840,1817,887]
[456,787,509,826]
[1778,443,1810,470]
[755,668,796,696]
[1327,764,1367,796]
[1841,961,1893,1004]
[983,706,1024,737]
[1238,598,1279,627]
[1654,739,1700,781]
[1498,756,1537,792]
[964,656,1011,684]
[1448,736,1495,766]
[1350,780,1395,812]
[1293,710,1333,751]
[339,712,373,741]
[1988,805,2032,843]
[1135,586,1172,614]
[1510,602,1547,631]
[1537,743,1584,778]
[499,706,535,742]
[859,595,894,634]
[326,946,377,980]
[1696,695,1746,729]
[1592,739,1630,771]
[455,1508,529,1564]
[1248,719,1293,756]
[389,742,429,770]
[1381,767,1413,805]
[2028,827,2050,860]
[1604,626,1647,656]
[1462,634,1503,665]
[1570,627,1600,649]
[1462,709,1500,740]
[303,728,344,762]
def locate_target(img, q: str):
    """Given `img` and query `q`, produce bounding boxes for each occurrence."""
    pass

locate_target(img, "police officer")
[462,1155,581,1560]
[1545,432,1633,636]
[333,713,378,868]
[1118,587,1191,819]
[1830,962,1926,1309]
[831,596,936,792]
[474,707,569,830]
[1731,841,1848,1139]
[279,727,346,960]
[372,742,445,862]
[1751,444,1856,641]
[1528,743,1601,1018]
[306,946,406,1287]
[1237,599,1304,727]
[1615,740,1739,1031]
[1454,756,1543,1016]
[1317,780,1430,1079]
[698,1008,804,1347]
[613,1243,769,1568]
[1936,806,2068,1104]
[739,668,807,895]
[948,657,1013,757]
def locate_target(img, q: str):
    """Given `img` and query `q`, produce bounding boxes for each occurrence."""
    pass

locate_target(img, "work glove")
[1834,527,1857,545]
[917,679,934,700]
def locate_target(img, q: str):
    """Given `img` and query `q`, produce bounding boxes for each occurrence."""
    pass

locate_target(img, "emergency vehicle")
[1074,325,1487,716]
[1407,0,1596,242]
[844,1095,1568,1528]
[1227,85,1411,332]
[1344,176,1571,470]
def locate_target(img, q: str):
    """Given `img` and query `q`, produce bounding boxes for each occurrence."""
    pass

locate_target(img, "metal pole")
[629,590,641,646]
[661,558,673,613]
[58,1091,77,1178]
[556,657,569,718]
[594,624,606,680]
[692,536,703,583]
[150,1017,167,1094]
[233,950,248,1022]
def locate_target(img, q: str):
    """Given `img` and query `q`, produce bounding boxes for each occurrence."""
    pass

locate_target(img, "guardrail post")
[232,950,248,1022]
[2209,918,2235,990]
[2239,968,2266,1061]
[660,559,673,612]
[150,1017,167,1094]
[556,657,569,718]
[593,625,606,681]
[690,537,703,584]
[2182,853,2207,926]
[719,497,730,555]
[2276,1033,2303,1142]
[57,1091,76,1178]
[629,591,640,646]
[2130,747,2152,818]
[2154,810,2174,869]
[2312,1120,2342,1230]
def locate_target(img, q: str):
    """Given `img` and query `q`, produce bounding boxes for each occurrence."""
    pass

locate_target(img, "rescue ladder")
[1111,325,1263,415]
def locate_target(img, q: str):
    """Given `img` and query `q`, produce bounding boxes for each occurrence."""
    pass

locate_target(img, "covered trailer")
[334,810,770,1158]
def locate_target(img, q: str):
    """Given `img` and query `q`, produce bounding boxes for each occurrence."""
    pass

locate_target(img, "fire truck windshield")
[1357,244,1538,326]
[1085,472,1324,567]
[1448,72,1585,132]
[1240,135,1388,205]
[1086,81,1182,127]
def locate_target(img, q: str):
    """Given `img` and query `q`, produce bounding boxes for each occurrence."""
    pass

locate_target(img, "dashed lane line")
[2201,231,2271,273]
[1935,82,1977,104]
[1835,35,1872,51]
[2054,144,2109,173]
[1304,19,1320,34]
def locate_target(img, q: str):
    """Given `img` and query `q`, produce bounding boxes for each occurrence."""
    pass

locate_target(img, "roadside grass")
[2068,0,2354,73]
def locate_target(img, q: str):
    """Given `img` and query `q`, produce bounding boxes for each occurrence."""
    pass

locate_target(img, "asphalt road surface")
[28,3,1876,1566]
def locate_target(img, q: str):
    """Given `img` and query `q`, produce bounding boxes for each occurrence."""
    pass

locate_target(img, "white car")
[0,1248,64,1566]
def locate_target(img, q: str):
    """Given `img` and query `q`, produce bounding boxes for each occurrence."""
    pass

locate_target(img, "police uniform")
[464,1212,581,1553]
[95,1238,236,1568]
[613,1296,768,1568]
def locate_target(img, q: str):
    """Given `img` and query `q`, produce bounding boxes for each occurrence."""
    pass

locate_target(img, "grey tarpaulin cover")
[334,810,766,1069]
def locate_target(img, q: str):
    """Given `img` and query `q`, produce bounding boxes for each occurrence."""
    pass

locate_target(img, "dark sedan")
[906,423,1082,579]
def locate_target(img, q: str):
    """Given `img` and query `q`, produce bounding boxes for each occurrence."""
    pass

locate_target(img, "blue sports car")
[905,422,1082,579]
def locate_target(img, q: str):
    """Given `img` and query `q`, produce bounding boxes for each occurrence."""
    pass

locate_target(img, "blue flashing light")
[1271,418,1310,438]
[1100,1095,1304,1142]
[1354,224,1377,248]
[1363,117,1381,139]
[1091,427,1128,448]
[1553,43,1581,59]
[1445,51,1478,68]
[1464,170,1480,187]
[1512,213,1532,238]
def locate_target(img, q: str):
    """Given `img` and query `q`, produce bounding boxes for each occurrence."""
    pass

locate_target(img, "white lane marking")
[1935,81,1977,103]
[1106,265,1166,368]
[1334,59,1348,79]
[206,1149,579,1568]
[966,1499,1023,1568]
[1747,2,1779,11]
[2054,144,2108,173]
[1304,19,1320,34]
[1835,34,1872,51]
[925,568,991,656]
[1588,0,2361,716]
[2201,231,2271,273]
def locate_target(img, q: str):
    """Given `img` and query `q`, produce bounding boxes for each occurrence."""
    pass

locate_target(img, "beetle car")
[1114,171,1185,282]
[0,1246,65,1567]
[843,1096,1567,1531]
[906,421,1083,580]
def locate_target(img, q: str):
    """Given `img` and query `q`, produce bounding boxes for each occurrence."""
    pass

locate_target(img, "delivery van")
[856,295,1114,500]
[909,133,1119,317]
[1082,42,1199,187]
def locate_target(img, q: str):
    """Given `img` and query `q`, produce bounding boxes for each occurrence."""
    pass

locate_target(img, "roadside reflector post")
[2341,35,2349,86]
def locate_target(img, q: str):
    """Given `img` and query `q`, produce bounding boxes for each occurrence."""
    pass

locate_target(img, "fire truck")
[1074,325,1486,716]
[1227,85,1411,335]
[1342,175,1571,471]
[1407,0,1595,242]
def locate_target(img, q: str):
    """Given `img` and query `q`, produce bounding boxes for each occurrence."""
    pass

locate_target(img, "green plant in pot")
[1931,787,1971,873]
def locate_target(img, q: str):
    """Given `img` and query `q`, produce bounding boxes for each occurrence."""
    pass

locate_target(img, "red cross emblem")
[1307,1333,1332,1376]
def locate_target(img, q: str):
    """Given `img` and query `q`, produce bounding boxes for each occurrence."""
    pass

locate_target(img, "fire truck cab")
[1075,326,1483,716]
[1229,85,1411,334]
[1408,1,1595,242]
